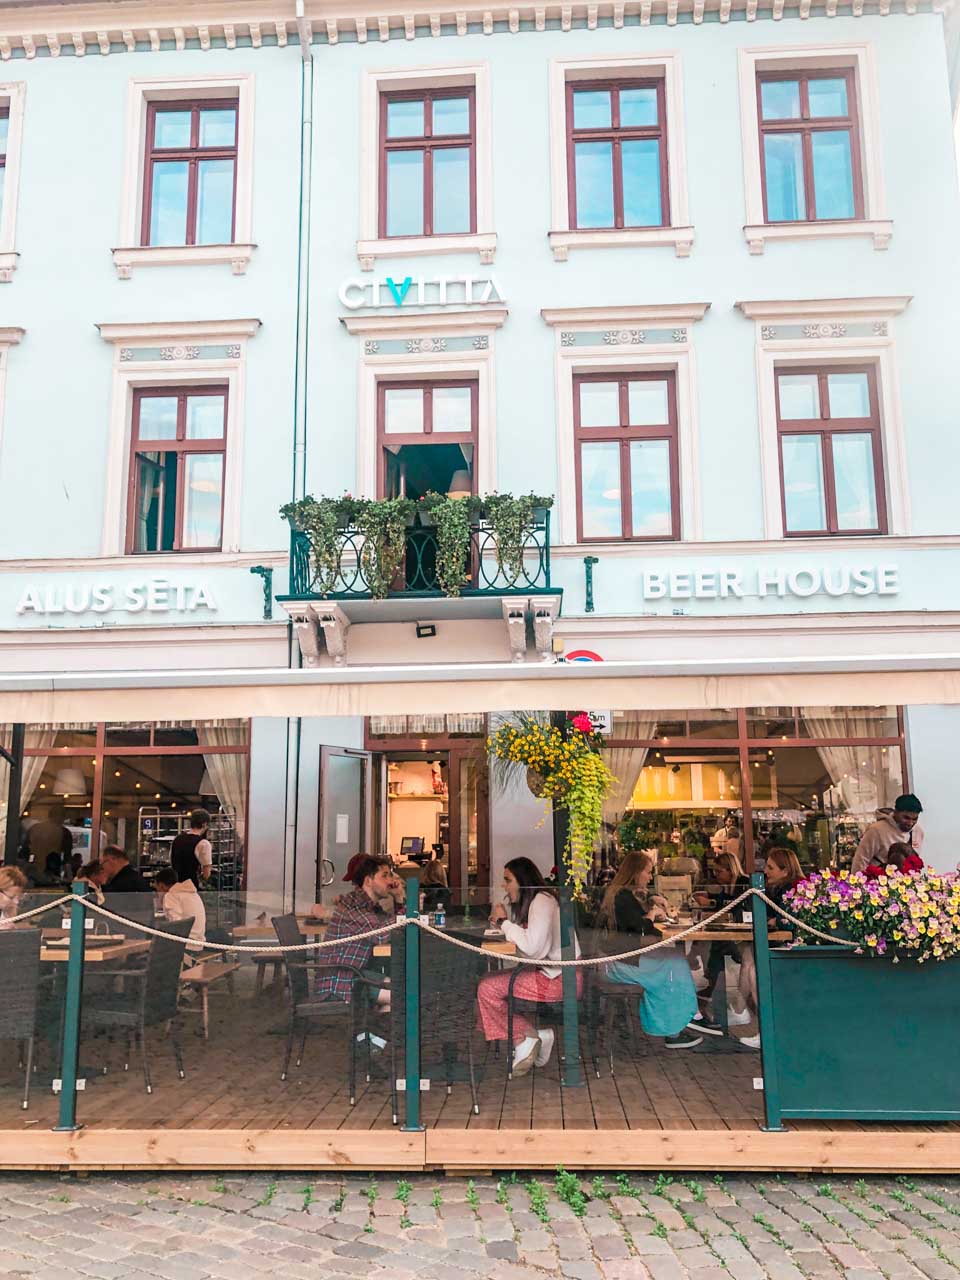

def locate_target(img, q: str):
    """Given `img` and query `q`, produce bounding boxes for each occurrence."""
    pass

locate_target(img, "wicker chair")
[0,929,42,1110]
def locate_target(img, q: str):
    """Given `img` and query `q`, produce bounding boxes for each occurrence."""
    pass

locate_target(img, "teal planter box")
[766,946,960,1121]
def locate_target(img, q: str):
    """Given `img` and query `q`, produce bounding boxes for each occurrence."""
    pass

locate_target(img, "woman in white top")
[477,857,581,1078]
[153,866,206,948]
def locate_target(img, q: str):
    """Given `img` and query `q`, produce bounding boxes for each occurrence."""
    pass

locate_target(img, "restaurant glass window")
[378,379,478,503]
[575,371,680,541]
[566,79,669,230]
[380,88,475,238]
[757,69,862,224]
[127,387,228,553]
[142,100,239,246]
[0,106,8,220]
[776,365,885,535]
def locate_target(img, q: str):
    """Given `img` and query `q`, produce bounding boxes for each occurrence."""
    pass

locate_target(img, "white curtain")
[602,714,658,828]
[801,707,893,818]
[196,722,248,842]
[0,727,58,850]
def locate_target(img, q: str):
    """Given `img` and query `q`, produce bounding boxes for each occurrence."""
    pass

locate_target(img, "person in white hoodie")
[477,857,581,1078]
[153,865,206,949]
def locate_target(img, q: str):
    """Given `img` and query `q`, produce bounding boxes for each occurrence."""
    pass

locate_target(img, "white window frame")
[541,304,709,546]
[548,52,692,262]
[736,296,911,540]
[0,82,26,282]
[357,62,495,271]
[114,73,256,279]
[738,42,891,255]
[96,319,261,557]
[341,308,506,496]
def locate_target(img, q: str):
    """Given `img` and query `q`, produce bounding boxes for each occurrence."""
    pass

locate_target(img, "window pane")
[782,435,826,532]
[137,397,179,441]
[763,133,806,221]
[433,97,470,136]
[811,130,855,219]
[622,139,662,227]
[581,442,622,538]
[182,454,224,548]
[760,80,801,120]
[808,78,848,118]
[199,107,237,147]
[827,372,870,418]
[832,433,879,530]
[627,380,669,425]
[186,394,226,440]
[433,386,472,433]
[579,381,620,428]
[196,158,234,243]
[620,87,658,127]
[149,161,189,245]
[778,373,820,420]
[573,90,612,130]
[574,141,614,228]
[384,388,424,434]
[629,440,672,537]
[134,451,177,552]
[386,99,425,138]
[385,149,424,236]
[433,146,471,234]
[153,110,192,148]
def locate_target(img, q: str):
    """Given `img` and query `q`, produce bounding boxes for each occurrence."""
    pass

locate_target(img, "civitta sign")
[338,273,505,310]
[641,564,899,601]
[16,578,217,616]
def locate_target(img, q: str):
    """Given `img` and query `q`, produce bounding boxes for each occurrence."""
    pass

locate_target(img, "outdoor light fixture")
[53,767,86,797]
[416,622,437,639]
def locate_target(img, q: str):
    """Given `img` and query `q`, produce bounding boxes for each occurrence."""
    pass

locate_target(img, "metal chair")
[0,929,42,1109]
[590,975,646,1075]
[82,916,192,1094]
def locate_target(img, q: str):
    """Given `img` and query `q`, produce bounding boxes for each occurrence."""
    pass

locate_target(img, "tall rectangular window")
[141,100,239,247]
[127,387,228,553]
[566,79,669,231]
[377,379,478,500]
[379,89,476,238]
[574,372,679,541]
[757,70,862,223]
[0,106,8,220]
[776,366,885,535]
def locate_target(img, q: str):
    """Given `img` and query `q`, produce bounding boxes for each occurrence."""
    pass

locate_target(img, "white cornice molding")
[541,303,710,329]
[340,306,508,338]
[96,318,262,344]
[0,326,24,346]
[736,296,912,321]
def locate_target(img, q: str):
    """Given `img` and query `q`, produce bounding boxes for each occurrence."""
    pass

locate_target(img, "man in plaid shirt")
[315,855,402,1006]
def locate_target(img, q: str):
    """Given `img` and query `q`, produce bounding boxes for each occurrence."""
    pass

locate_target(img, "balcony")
[276,498,562,666]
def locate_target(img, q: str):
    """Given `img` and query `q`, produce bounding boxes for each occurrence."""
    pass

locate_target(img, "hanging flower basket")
[526,768,547,797]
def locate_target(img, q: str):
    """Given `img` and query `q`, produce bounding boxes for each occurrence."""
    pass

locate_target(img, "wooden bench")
[179,961,241,1040]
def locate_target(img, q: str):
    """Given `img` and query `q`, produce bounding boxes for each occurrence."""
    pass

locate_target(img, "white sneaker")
[690,960,709,992]
[512,1036,540,1077]
[739,1033,761,1050]
[535,1028,556,1067]
[726,1005,752,1027]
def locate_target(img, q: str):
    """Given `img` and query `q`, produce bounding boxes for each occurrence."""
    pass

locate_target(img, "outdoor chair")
[503,964,596,1081]
[590,975,645,1076]
[271,913,381,1106]
[81,916,192,1094]
[0,929,43,1109]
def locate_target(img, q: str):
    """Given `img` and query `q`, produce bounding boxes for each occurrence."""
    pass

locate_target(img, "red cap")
[342,853,364,883]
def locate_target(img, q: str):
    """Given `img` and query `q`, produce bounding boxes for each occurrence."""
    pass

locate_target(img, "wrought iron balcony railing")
[286,512,553,600]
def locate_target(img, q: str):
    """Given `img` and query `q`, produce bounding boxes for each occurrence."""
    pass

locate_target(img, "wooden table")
[39,939,150,964]
[372,936,516,958]
[655,923,793,944]
[232,918,327,939]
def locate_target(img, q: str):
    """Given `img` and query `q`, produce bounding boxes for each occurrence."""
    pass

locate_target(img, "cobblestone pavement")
[1,1171,960,1280]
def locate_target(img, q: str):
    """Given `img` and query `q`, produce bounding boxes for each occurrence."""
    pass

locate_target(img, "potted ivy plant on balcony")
[480,493,554,586]
[419,491,481,598]
[280,494,357,595]
[352,496,416,599]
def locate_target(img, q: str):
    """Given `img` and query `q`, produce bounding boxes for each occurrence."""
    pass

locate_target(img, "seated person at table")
[101,845,154,930]
[153,866,206,947]
[421,857,451,912]
[600,852,722,1049]
[692,851,750,999]
[74,860,108,905]
[0,866,28,928]
[864,841,924,880]
[730,846,803,1049]
[476,857,581,1078]
[316,855,403,1010]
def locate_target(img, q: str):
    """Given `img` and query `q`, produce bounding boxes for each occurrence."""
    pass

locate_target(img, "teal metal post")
[551,712,584,1088]
[751,871,784,1132]
[401,876,424,1131]
[582,556,598,614]
[54,881,86,1132]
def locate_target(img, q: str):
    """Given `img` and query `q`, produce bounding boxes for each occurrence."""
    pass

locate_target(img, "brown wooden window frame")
[126,386,229,555]
[757,68,864,225]
[376,379,479,498]
[140,99,240,248]
[574,370,681,543]
[566,77,670,231]
[775,363,887,537]
[378,88,477,240]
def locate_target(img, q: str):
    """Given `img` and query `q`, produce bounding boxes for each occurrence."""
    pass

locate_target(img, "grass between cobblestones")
[2,1171,960,1280]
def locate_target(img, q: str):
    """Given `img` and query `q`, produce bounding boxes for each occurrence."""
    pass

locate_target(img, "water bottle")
[434,903,446,929]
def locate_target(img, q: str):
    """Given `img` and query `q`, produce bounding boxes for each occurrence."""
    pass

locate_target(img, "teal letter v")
[386,276,413,307]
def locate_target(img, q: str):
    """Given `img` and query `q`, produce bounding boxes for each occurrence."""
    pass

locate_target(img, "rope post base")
[53,881,86,1134]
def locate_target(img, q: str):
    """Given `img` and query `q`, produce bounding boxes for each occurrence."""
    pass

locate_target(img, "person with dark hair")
[171,808,212,889]
[863,840,924,880]
[475,857,581,1077]
[852,794,924,875]
[315,855,404,1008]
[153,865,205,946]
[101,846,151,894]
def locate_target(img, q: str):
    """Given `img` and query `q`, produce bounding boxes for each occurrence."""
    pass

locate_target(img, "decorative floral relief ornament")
[602,329,645,346]
[160,345,200,361]
[803,323,846,340]
[560,332,576,347]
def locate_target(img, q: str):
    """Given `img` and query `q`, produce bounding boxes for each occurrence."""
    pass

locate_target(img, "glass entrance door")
[317,747,371,901]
